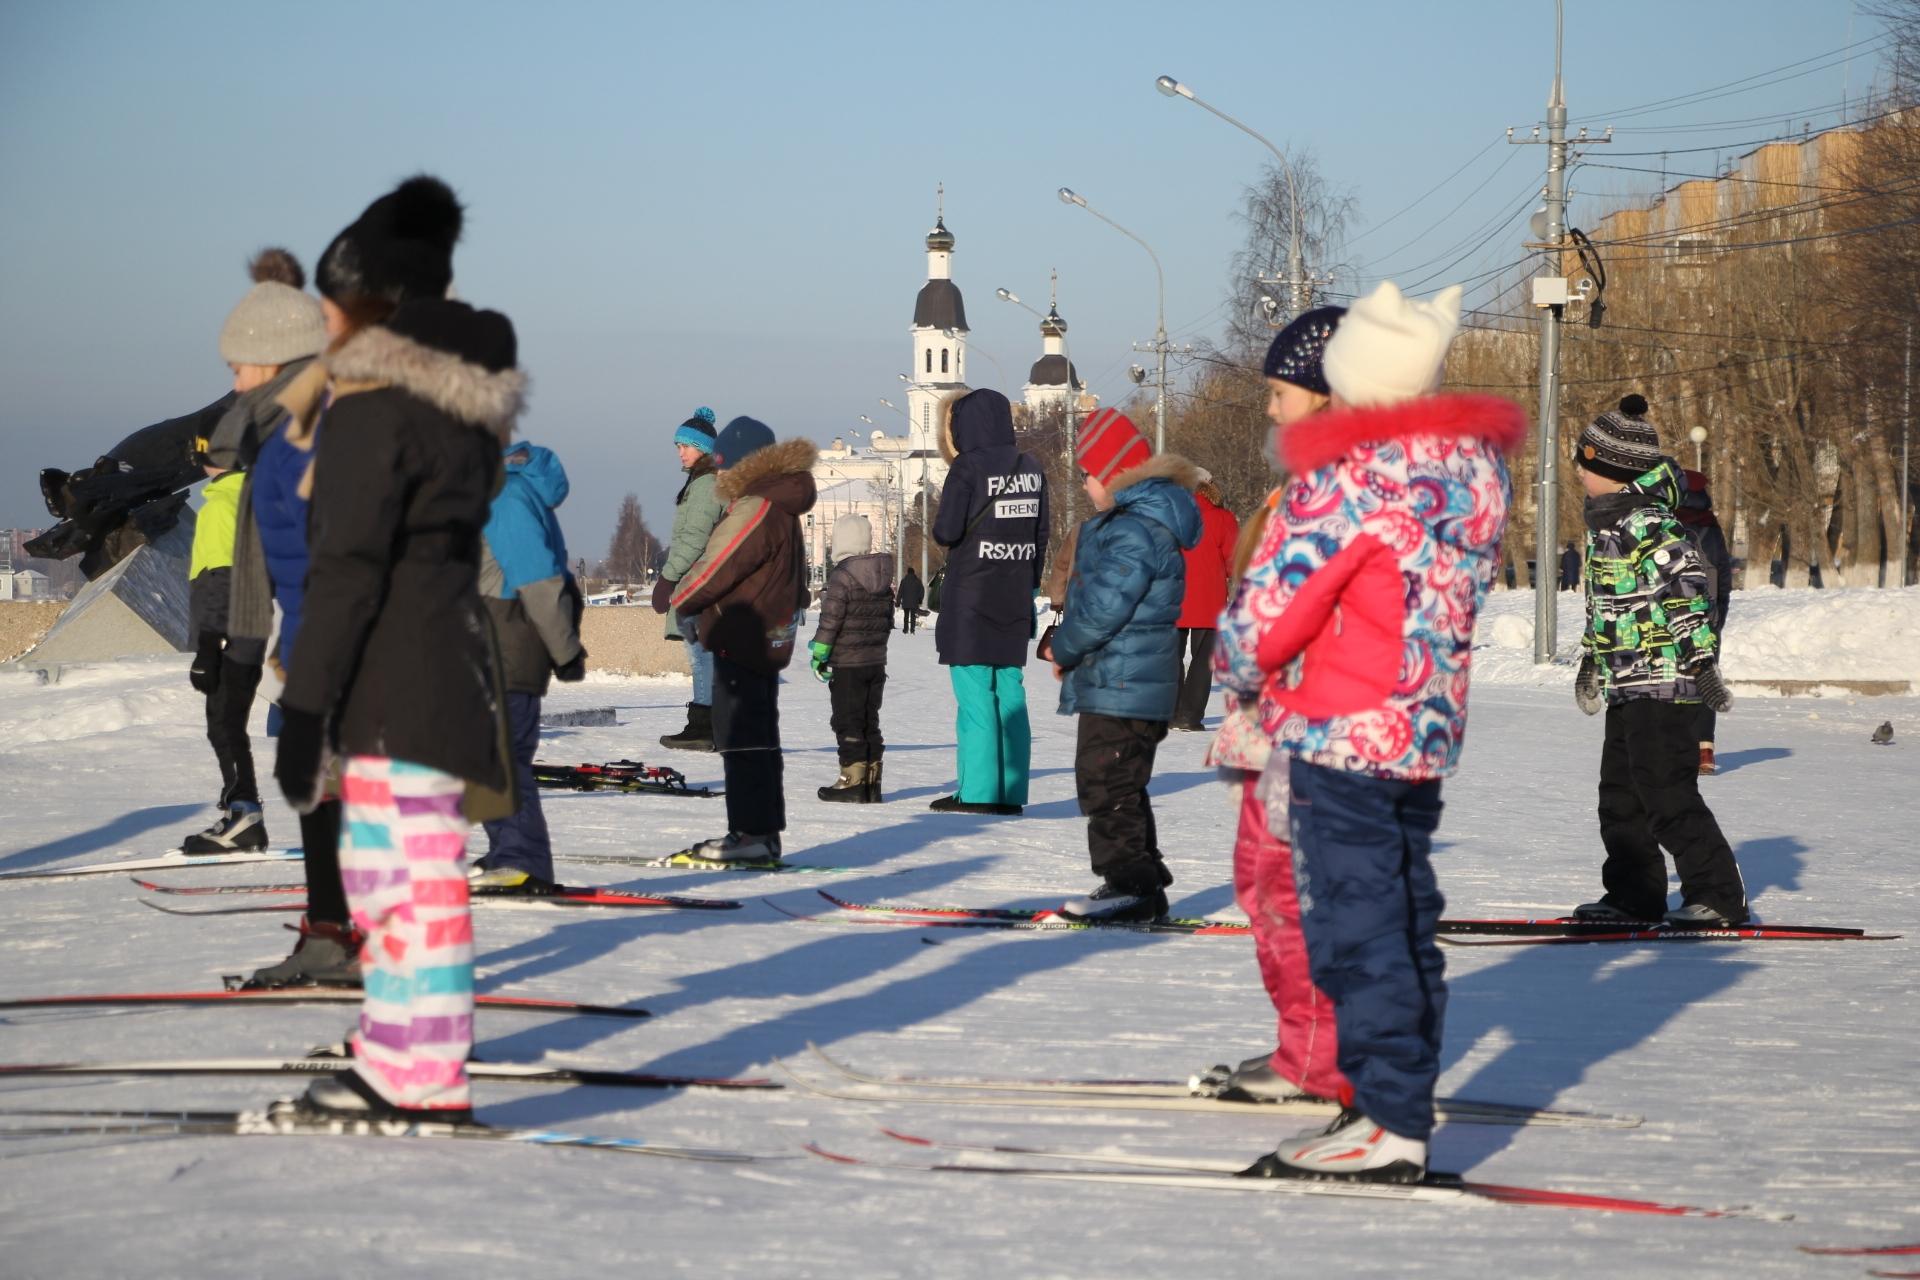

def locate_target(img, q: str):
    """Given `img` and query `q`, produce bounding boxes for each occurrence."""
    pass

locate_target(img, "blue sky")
[0,0,1876,558]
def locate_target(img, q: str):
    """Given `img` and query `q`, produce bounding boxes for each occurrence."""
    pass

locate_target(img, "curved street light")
[1156,74,1309,319]
[1058,187,1169,450]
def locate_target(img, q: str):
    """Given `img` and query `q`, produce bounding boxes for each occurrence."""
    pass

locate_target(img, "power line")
[1581,160,1877,195]
[1347,134,1507,247]
[1575,34,1893,123]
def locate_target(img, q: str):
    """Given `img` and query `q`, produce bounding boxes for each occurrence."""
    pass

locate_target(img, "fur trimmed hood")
[328,323,528,440]
[938,388,1014,463]
[715,436,820,509]
[1280,392,1527,476]
[1108,452,1202,497]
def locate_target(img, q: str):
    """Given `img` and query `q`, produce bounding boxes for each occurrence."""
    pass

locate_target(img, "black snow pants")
[204,656,263,807]
[1597,699,1747,920]
[828,665,886,767]
[1075,712,1171,892]
[714,655,785,837]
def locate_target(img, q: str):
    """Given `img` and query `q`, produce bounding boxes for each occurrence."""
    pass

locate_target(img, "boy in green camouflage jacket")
[1569,397,1747,928]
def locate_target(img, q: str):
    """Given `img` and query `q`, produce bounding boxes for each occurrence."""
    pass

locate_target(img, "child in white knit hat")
[1219,280,1525,1184]
[180,249,325,855]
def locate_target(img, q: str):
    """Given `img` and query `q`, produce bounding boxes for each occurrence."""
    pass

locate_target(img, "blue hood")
[1112,466,1202,551]
[504,442,569,509]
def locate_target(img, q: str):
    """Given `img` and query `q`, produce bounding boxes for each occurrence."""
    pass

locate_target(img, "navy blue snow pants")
[1289,758,1447,1142]
[481,692,553,880]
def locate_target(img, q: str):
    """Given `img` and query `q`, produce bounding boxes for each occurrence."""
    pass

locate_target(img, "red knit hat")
[1076,408,1151,484]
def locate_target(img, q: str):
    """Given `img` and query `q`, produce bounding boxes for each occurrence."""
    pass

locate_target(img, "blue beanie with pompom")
[673,406,717,453]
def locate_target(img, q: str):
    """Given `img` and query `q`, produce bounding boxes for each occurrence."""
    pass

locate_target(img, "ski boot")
[1191,1054,1322,1103]
[865,760,883,804]
[1058,882,1168,925]
[1665,900,1749,929]
[818,762,872,804]
[287,1068,476,1129]
[467,864,561,896]
[182,801,269,854]
[669,832,782,867]
[1570,898,1657,924]
[1241,1108,1427,1184]
[242,917,365,988]
[659,703,715,753]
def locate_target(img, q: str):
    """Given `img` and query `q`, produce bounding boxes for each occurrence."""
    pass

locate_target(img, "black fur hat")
[316,175,463,308]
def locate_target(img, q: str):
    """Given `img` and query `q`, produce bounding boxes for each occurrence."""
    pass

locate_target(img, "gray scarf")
[220,357,316,656]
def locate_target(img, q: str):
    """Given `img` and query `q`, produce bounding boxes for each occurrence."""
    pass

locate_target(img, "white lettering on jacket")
[995,498,1040,519]
[977,541,1037,561]
[986,472,1044,497]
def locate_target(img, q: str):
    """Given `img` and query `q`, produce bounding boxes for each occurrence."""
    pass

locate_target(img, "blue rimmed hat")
[673,406,717,453]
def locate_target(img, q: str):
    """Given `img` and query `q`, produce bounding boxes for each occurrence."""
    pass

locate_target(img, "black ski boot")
[288,1068,476,1128]
[818,762,872,803]
[1058,882,1168,924]
[865,759,883,804]
[182,802,269,854]
[659,703,714,752]
[243,917,365,988]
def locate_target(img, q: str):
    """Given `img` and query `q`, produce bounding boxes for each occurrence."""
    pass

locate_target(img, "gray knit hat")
[1577,395,1662,483]
[219,248,326,366]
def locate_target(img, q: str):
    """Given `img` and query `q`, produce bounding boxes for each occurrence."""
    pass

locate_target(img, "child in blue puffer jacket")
[1044,409,1200,923]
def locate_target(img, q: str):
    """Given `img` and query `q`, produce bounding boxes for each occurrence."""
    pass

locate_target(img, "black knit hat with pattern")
[1262,306,1345,394]
[1577,394,1663,483]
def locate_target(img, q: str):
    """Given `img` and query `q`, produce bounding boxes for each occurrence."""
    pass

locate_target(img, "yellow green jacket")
[190,471,245,580]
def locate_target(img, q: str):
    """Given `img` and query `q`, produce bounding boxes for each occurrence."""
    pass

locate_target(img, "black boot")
[865,759,883,804]
[659,703,714,752]
[818,762,870,803]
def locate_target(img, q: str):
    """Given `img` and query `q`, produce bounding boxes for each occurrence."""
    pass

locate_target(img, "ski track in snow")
[0,595,1916,1278]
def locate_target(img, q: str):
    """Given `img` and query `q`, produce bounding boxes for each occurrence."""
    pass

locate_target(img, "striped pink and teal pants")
[339,755,473,1112]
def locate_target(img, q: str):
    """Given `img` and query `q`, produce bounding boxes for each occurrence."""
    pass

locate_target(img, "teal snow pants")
[949,665,1030,806]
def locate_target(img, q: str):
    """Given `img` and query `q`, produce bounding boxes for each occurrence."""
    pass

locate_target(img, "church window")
[925,349,932,374]
[941,348,949,374]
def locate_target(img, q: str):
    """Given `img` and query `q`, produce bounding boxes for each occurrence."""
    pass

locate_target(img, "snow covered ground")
[0,611,1915,1278]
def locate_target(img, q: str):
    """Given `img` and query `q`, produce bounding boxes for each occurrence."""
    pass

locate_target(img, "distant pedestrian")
[1047,410,1200,922]
[470,441,587,894]
[810,514,893,803]
[1677,467,1733,774]
[897,565,924,633]
[1170,470,1238,731]
[931,389,1049,816]
[1559,540,1581,591]
[656,407,724,752]
[668,418,817,863]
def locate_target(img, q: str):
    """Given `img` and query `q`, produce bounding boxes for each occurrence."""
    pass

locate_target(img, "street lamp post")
[859,413,906,582]
[879,396,931,581]
[998,285,1078,519]
[1688,425,1707,471]
[1156,74,1309,318]
[1059,187,1170,452]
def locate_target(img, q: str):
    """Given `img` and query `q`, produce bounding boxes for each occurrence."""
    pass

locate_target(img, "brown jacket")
[670,438,818,673]
[1046,520,1083,609]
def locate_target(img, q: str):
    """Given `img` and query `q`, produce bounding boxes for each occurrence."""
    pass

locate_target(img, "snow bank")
[1470,585,1920,690]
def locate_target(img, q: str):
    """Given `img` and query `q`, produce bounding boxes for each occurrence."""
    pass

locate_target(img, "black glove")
[189,632,224,695]
[554,650,587,683]
[1693,661,1733,714]
[1574,653,1603,716]
[651,578,677,615]
[274,706,329,814]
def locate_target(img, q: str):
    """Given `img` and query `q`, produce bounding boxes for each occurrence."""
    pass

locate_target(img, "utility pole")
[1511,0,1608,664]
[1904,322,1913,587]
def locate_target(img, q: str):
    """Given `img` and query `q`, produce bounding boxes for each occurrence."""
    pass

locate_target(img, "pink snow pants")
[1230,772,1349,1100]
[339,755,473,1112]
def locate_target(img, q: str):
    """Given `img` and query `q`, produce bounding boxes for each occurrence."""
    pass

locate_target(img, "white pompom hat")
[1322,281,1463,408]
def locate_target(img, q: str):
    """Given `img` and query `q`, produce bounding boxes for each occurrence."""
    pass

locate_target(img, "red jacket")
[1178,489,1238,628]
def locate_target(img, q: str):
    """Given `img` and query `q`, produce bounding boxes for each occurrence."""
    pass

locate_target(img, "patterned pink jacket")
[1214,392,1526,782]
